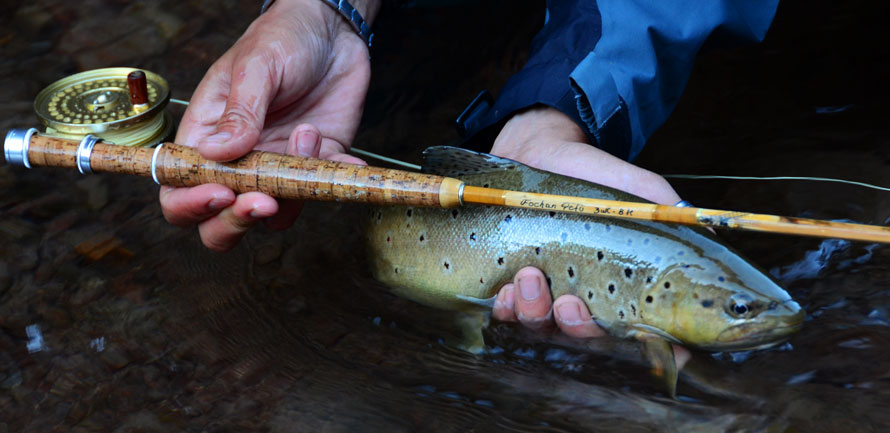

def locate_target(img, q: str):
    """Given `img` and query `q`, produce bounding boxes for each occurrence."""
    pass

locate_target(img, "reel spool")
[33,67,174,147]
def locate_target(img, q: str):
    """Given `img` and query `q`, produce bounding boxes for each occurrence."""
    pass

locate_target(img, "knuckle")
[218,108,259,131]
[199,230,236,253]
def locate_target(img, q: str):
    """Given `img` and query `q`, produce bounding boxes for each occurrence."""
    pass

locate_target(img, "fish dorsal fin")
[421,146,520,177]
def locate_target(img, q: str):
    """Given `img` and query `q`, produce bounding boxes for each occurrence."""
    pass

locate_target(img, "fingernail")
[249,204,274,219]
[518,276,541,301]
[208,197,230,210]
[557,302,584,325]
[296,130,320,157]
[503,286,515,311]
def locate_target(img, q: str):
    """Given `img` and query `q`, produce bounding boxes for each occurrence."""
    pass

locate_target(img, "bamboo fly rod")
[6,129,890,244]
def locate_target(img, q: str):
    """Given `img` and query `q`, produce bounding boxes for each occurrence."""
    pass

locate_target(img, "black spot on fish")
[444,262,450,269]
[701,299,714,308]
[483,184,489,188]
[597,251,604,261]
[419,235,425,242]
[451,209,459,219]
[504,215,512,223]
[376,212,382,221]
[535,247,541,255]
[394,268,399,274]
[608,284,615,294]
[584,223,591,230]
[386,236,390,243]
[664,282,671,289]
[406,223,410,228]
[587,290,593,300]
[406,209,412,217]
[605,225,611,232]
[497,257,504,265]
[469,232,476,241]
[646,276,653,284]
[549,211,556,218]
[624,268,633,279]
[631,304,636,316]
[568,267,574,278]
[718,276,725,282]
[646,295,653,303]
[618,310,625,319]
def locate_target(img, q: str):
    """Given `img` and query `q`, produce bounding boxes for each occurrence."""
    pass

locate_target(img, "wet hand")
[494,267,690,368]
[489,107,689,367]
[160,0,377,251]
[494,267,607,338]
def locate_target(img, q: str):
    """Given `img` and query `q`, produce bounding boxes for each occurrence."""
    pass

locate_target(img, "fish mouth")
[711,321,804,351]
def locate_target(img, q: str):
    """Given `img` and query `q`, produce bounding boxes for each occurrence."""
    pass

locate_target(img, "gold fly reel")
[34,67,174,147]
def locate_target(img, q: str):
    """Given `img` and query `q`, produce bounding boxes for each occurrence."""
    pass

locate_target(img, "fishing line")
[663,174,890,192]
[349,148,422,170]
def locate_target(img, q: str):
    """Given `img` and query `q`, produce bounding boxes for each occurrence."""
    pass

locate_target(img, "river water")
[2,1,889,431]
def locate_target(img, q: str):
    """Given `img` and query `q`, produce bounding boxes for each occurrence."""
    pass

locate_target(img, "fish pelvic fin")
[637,333,679,399]
[453,311,490,354]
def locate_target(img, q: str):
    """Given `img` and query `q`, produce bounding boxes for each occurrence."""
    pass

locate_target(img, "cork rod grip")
[23,134,463,208]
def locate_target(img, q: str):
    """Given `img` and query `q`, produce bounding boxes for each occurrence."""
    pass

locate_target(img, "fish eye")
[726,294,754,318]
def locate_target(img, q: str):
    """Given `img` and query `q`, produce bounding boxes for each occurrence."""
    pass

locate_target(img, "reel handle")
[4,130,464,209]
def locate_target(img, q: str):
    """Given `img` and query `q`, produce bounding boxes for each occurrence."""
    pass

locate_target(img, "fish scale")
[366,147,804,395]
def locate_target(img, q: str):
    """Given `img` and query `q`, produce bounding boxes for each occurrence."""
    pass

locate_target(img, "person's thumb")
[199,57,277,161]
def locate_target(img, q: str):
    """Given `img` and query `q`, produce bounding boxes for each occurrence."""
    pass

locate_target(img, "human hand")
[160,0,379,251]
[489,106,690,367]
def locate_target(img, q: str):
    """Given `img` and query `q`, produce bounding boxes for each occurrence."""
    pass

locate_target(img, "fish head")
[635,261,805,351]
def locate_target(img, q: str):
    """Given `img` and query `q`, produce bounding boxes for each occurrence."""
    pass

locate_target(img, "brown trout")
[366,147,804,396]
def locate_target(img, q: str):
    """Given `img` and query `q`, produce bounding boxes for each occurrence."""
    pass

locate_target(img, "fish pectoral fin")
[453,311,490,355]
[636,333,678,399]
[455,294,498,309]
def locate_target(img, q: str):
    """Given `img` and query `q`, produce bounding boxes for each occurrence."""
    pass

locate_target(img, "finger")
[318,138,366,165]
[287,123,323,158]
[264,124,322,230]
[159,185,235,227]
[552,295,607,338]
[514,266,553,330]
[197,192,278,252]
[492,284,516,322]
[175,62,231,148]
[200,55,279,161]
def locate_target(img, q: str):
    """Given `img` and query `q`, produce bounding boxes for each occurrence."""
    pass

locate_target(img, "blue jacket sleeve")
[457,0,779,161]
